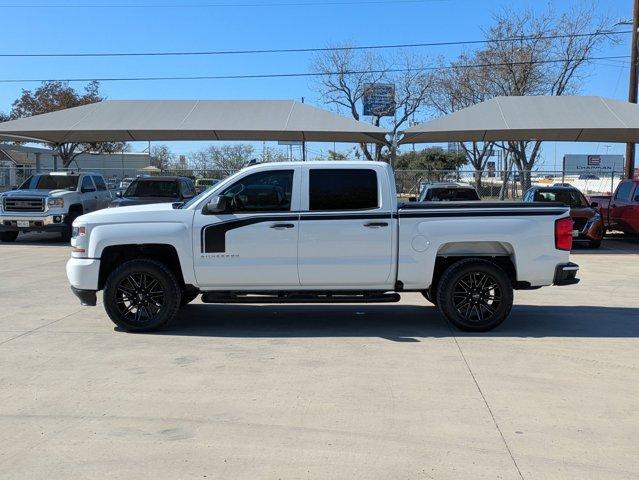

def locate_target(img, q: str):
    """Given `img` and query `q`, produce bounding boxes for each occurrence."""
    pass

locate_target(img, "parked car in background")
[195,178,221,194]
[590,179,639,235]
[418,182,481,202]
[0,172,111,242]
[523,186,603,248]
[110,176,196,207]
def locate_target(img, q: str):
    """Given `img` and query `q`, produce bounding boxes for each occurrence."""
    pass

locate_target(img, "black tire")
[103,259,181,332]
[421,289,437,306]
[61,210,81,242]
[180,288,200,306]
[588,239,602,249]
[436,259,513,332]
[1,231,18,242]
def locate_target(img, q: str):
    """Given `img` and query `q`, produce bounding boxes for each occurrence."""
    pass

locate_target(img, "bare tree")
[191,144,255,177]
[426,4,612,189]
[150,144,174,171]
[312,46,431,163]
[427,52,497,187]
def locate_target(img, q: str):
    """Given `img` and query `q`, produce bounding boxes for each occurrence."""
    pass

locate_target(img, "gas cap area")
[411,235,430,252]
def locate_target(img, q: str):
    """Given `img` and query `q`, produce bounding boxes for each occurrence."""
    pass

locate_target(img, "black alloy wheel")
[436,259,513,332]
[115,272,166,325]
[104,259,181,332]
[451,271,502,324]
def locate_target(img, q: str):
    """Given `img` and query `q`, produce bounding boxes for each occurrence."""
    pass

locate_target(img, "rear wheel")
[104,259,181,332]
[436,259,513,332]
[1,231,18,242]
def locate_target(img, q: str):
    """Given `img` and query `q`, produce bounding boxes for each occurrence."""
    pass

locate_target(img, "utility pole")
[625,0,639,179]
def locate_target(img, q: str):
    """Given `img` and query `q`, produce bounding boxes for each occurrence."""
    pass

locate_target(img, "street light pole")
[625,0,639,179]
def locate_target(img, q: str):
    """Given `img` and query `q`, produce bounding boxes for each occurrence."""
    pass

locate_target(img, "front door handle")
[270,223,295,229]
[364,222,389,228]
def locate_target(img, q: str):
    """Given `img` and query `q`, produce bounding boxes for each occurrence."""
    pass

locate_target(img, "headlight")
[71,226,86,238]
[47,198,64,208]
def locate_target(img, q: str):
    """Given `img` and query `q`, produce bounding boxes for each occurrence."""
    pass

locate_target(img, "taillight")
[555,217,573,251]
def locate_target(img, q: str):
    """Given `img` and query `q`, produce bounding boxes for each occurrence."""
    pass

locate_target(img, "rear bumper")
[70,287,97,307]
[553,262,580,286]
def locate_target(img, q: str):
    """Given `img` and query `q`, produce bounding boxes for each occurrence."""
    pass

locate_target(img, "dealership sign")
[363,83,396,117]
[563,154,625,175]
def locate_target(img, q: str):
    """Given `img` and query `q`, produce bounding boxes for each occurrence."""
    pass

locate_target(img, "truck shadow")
[163,303,639,340]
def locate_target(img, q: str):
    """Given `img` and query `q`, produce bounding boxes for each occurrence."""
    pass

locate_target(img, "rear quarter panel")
[397,207,571,289]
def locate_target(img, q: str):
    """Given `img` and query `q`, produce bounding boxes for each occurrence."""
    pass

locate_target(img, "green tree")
[9,81,126,168]
[395,148,468,195]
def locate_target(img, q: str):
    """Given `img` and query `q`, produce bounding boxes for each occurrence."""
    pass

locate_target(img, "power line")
[0,55,628,84]
[0,30,627,58]
[0,0,448,8]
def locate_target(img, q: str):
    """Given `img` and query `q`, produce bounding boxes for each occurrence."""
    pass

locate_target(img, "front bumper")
[553,262,580,286]
[66,257,101,291]
[71,286,97,307]
[0,214,67,232]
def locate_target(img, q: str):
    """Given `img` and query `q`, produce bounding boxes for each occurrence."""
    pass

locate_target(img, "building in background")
[0,144,155,189]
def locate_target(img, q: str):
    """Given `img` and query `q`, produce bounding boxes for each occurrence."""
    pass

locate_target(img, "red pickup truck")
[590,179,639,235]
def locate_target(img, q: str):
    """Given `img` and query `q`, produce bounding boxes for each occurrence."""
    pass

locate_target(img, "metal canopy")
[0,99,388,144]
[401,96,639,144]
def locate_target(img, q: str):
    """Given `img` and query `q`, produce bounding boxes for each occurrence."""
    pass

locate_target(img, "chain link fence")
[0,164,625,199]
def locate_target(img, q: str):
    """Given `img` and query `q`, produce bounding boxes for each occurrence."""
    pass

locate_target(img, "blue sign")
[363,83,396,117]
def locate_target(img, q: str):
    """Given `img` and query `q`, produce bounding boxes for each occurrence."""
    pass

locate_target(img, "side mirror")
[11,186,18,190]
[81,187,96,193]
[590,202,599,208]
[409,196,417,202]
[116,191,123,198]
[203,195,228,214]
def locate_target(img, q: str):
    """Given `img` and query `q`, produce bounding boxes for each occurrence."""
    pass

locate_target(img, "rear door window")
[309,169,378,211]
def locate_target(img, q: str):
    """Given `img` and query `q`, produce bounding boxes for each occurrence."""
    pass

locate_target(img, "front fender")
[87,222,196,286]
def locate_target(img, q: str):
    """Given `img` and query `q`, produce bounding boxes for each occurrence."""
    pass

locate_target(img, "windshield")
[19,175,79,191]
[534,189,587,207]
[124,180,178,198]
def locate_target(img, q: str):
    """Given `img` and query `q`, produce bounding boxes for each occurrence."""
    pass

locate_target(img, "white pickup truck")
[66,161,579,333]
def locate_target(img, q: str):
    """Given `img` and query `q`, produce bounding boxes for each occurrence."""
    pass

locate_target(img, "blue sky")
[0,0,633,169]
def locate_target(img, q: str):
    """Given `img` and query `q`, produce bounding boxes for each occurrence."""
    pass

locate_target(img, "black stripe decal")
[201,215,298,253]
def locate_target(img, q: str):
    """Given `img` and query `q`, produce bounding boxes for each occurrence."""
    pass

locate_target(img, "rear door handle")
[270,223,295,229]
[364,222,389,228]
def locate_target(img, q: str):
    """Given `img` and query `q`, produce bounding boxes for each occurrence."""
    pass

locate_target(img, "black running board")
[201,291,401,304]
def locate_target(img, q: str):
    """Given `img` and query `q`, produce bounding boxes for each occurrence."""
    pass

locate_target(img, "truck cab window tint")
[92,176,107,191]
[81,176,96,192]
[220,170,294,212]
[615,182,633,201]
[309,169,378,211]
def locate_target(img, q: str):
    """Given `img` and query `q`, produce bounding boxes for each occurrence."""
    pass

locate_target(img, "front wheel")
[436,259,513,332]
[104,259,181,332]
[588,239,602,249]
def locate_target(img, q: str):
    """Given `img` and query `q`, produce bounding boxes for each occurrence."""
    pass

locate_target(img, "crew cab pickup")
[1,172,112,242]
[66,161,579,333]
[590,179,639,235]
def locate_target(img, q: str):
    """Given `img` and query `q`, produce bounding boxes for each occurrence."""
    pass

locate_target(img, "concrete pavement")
[0,233,637,479]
